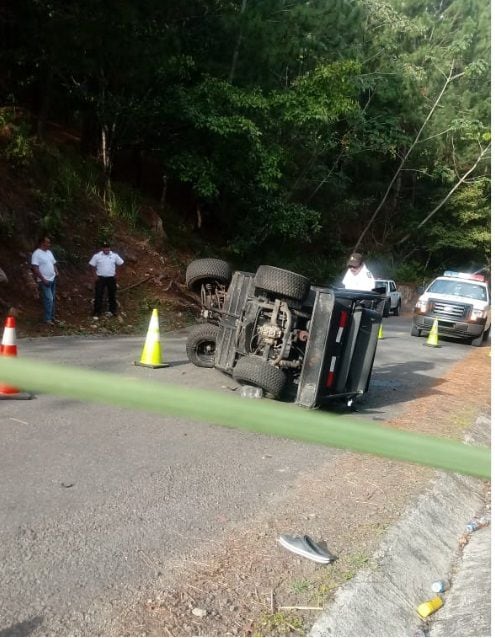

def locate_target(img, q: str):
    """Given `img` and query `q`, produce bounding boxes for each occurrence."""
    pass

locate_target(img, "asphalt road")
[0,316,477,636]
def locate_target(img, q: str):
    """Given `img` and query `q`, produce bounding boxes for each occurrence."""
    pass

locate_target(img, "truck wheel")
[383,300,390,317]
[186,259,231,292]
[233,356,287,398]
[186,324,219,367]
[254,265,310,302]
[411,324,421,337]
[471,334,484,347]
[393,301,401,316]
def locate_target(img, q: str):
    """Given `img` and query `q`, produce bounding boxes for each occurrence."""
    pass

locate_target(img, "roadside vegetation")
[0,0,490,291]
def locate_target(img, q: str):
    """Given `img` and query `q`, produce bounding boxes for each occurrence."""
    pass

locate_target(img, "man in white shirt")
[342,252,375,291]
[89,241,124,319]
[31,236,59,325]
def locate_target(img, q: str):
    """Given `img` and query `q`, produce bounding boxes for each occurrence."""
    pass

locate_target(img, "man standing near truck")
[89,241,124,320]
[342,252,375,291]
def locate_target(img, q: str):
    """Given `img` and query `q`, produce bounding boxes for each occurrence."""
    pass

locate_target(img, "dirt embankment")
[0,205,199,338]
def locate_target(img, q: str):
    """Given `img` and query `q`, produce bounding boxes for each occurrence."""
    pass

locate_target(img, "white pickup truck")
[374,279,401,317]
[412,270,491,346]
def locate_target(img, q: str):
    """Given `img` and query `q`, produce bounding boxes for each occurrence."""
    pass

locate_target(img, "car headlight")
[470,309,487,321]
[415,300,428,313]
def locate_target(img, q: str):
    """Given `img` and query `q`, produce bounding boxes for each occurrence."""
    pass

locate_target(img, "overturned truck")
[185,259,385,409]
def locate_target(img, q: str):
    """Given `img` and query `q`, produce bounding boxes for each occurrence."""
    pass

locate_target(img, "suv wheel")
[233,356,287,398]
[254,265,310,302]
[186,324,219,367]
[186,258,231,292]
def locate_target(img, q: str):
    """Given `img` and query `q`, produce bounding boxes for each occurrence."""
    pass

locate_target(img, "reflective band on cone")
[1,315,17,356]
[0,314,33,399]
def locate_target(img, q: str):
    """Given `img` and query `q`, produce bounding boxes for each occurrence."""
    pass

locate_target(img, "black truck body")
[185,260,385,409]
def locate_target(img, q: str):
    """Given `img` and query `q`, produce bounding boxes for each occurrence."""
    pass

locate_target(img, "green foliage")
[291,579,312,594]
[424,178,490,267]
[105,184,143,227]
[168,152,219,199]
[394,260,426,283]
[0,109,33,166]
[0,0,489,272]
[253,611,304,637]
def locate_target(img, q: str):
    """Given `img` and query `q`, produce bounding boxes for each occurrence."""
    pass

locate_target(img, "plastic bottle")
[466,514,490,533]
[240,385,263,399]
[431,580,449,593]
[416,596,443,618]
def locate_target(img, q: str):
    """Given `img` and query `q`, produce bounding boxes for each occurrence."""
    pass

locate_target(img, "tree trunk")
[228,0,248,83]
[100,124,113,203]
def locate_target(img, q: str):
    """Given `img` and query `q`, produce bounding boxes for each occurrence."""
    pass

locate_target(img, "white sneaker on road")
[278,534,334,563]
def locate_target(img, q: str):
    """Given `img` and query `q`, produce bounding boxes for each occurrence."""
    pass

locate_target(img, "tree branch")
[352,60,463,253]
[397,143,491,245]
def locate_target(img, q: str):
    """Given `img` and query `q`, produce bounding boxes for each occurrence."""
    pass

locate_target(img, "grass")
[253,611,305,637]
[290,579,312,594]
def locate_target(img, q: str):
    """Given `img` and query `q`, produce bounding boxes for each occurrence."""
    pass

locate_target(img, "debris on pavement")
[277,534,335,564]
[416,595,444,618]
[431,579,449,593]
[465,514,490,533]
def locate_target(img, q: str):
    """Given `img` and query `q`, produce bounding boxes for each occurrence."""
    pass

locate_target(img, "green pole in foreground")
[0,356,490,478]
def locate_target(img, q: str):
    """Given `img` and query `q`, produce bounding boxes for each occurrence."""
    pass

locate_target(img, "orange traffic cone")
[0,315,33,399]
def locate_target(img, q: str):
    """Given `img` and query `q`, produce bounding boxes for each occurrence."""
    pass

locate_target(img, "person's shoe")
[277,534,334,563]
[45,320,55,326]
[92,316,99,321]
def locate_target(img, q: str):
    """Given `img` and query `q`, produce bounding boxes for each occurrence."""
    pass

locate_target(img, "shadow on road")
[319,358,449,416]
[0,616,44,637]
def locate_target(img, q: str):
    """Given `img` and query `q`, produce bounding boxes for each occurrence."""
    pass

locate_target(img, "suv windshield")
[427,279,487,301]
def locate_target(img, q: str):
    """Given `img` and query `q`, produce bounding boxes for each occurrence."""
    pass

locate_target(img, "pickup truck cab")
[412,270,491,346]
[374,279,401,316]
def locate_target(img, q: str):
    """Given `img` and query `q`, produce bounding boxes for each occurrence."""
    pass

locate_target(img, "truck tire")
[411,324,421,337]
[233,356,287,398]
[393,301,401,316]
[471,333,484,347]
[254,265,310,302]
[186,259,231,292]
[186,324,219,367]
[383,300,391,317]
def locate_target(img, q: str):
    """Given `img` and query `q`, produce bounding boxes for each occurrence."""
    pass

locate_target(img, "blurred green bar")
[0,356,489,478]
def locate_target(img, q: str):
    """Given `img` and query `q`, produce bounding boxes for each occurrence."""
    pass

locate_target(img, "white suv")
[374,279,401,317]
[412,270,491,346]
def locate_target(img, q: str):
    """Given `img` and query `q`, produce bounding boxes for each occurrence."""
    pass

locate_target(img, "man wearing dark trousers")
[89,241,124,320]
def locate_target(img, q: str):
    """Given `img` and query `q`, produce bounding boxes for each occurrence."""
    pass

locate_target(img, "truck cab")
[412,270,491,346]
